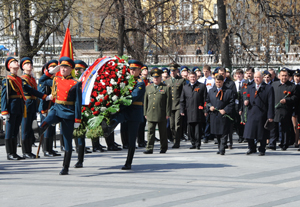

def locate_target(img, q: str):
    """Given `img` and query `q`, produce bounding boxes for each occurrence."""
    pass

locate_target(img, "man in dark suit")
[243,71,275,156]
[293,69,300,149]
[180,72,207,149]
[268,68,279,82]
[217,68,237,149]
[268,68,298,150]
[206,75,234,155]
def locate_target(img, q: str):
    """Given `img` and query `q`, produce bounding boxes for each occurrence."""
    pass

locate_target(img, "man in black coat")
[180,72,207,149]
[268,68,298,150]
[218,68,237,149]
[243,71,275,156]
[206,75,234,155]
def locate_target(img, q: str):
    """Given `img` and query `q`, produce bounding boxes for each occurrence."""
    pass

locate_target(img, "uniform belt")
[25,96,37,100]
[9,95,22,99]
[132,101,143,106]
[55,100,75,105]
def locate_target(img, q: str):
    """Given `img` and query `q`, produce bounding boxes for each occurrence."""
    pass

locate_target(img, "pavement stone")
[1,128,300,207]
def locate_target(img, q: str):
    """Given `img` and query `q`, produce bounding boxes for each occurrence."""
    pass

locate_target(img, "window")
[182,3,191,22]
[171,6,176,22]
[78,11,83,36]
[198,5,203,19]
[213,4,218,20]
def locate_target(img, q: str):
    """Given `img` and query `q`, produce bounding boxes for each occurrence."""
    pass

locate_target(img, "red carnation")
[102,90,107,94]
[118,78,121,82]
[95,102,101,106]
[104,95,109,100]
[91,98,95,103]
[91,107,95,111]
[99,99,103,103]
[96,77,100,81]
[283,90,287,94]
[88,103,92,108]
[204,102,207,107]
[93,86,97,90]
[198,106,203,110]
[243,91,246,94]
[247,94,250,98]
[288,91,291,95]
[93,111,100,115]
[114,88,118,93]
[112,74,116,79]
[106,102,110,107]
[82,107,86,111]
[109,84,112,87]
[92,91,98,97]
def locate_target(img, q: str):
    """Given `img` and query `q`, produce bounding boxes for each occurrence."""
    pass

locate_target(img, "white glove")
[45,94,53,101]
[1,114,10,121]
[74,123,80,128]
[49,65,61,74]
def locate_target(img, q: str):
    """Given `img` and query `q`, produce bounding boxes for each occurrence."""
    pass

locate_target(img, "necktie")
[204,78,207,85]
[172,78,175,83]
[239,82,241,91]
[257,85,259,90]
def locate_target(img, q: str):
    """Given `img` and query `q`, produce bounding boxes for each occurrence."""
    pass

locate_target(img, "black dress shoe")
[93,147,105,152]
[238,138,244,143]
[246,150,257,155]
[190,146,196,149]
[172,144,180,148]
[138,143,146,148]
[114,142,121,147]
[281,146,287,151]
[23,153,36,159]
[107,146,122,151]
[228,145,233,149]
[297,148,300,151]
[143,150,153,154]
[32,143,37,147]
[197,146,200,150]
[44,151,54,157]
[59,167,69,175]
[155,137,160,142]
[258,152,265,156]
[123,145,129,149]
[160,150,167,153]
[266,146,276,150]
[220,152,225,155]
[216,151,220,154]
[74,161,83,168]
[7,154,21,160]
[203,139,208,143]
[99,144,106,148]
[121,164,131,170]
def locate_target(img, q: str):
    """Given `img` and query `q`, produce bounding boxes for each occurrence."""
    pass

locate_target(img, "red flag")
[57,27,74,77]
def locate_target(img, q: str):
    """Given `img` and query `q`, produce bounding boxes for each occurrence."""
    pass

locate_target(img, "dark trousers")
[248,138,266,153]
[41,111,74,152]
[146,120,168,151]
[234,111,244,139]
[21,112,36,153]
[5,113,22,140]
[127,121,140,148]
[166,118,173,141]
[170,109,182,145]
[121,122,128,147]
[204,115,213,140]
[181,110,188,137]
[216,134,227,153]
[105,132,115,148]
[188,122,202,147]
[137,117,146,144]
[269,120,292,149]
[40,114,55,151]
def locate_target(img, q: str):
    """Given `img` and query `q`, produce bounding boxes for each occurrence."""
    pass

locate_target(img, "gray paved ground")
[1,129,300,207]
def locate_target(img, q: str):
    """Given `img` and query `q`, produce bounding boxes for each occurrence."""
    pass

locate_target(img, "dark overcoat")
[206,86,234,135]
[243,82,274,140]
[180,81,207,123]
[239,80,254,123]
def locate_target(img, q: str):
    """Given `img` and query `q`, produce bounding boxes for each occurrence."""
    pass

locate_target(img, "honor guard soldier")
[143,68,171,154]
[161,67,169,82]
[38,60,61,157]
[20,57,51,159]
[165,63,185,148]
[39,57,82,175]
[74,60,87,79]
[1,57,27,160]
[102,59,145,170]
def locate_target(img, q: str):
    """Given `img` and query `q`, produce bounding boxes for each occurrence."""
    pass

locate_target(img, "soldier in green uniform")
[143,69,171,154]
[164,63,185,148]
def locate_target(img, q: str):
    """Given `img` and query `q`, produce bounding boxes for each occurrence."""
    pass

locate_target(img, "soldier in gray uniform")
[144,69,171,154]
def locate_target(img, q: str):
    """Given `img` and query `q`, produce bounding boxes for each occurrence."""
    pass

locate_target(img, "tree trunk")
[217,0,231,68]
[19,0,33,59]
[115,0,125,57]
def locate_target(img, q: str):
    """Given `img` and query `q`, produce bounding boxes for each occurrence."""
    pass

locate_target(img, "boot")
[60,136,65,151]
[59,151,72,175]
[122,147,135,170]
[74,138,79,153]
[6,139,21,160]
[44,138,54,157]
[74,145,84,168]
[22,138,36,159]
[12,137,24,160]
[49,134,61,156]
[92,138,104,152]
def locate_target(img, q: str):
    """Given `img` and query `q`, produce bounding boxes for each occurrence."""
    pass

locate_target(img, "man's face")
[226,72,231,78]
[254,73,263,85]
[162,72,168,80]
[215,79,224,88]
[153,76,162,85]
[218,70,226,78]
[294,75,300,83]
[246,71,254,80]
[264,75,271,84]
[60,65,72,77]
[196,71,201,78]
[9,60,19,75]
[269,70,276,79]
[279,71,288,83]
[203,69,210,78]
[189,74,196,84]
[236,72,243,81]
[170,69,178,78]
[130,68,141,77]
[23,62,33,73]
[141,69,148,78]
[181,70,188,78]
[74,69,80,76]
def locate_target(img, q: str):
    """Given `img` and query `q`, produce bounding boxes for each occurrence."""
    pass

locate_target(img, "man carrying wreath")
[243,71,274,156]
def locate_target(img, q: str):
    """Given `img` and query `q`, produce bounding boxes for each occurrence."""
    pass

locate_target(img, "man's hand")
[180,113,185,116]
[280,99,286,104]
[268,119,273,122]
[74,123,80,128]
[49,65,60,74]
[1,114,10,121]
[219,109,226,115]
[239,111,242,116]
[204,113,208,117]
[145,116,147,119]
[166,116,170,119]
[45,94,53,101]
[210,106,215,112]
[244,100,249,106]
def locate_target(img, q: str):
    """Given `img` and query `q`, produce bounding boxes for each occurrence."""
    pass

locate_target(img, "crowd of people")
[2,55,300,174]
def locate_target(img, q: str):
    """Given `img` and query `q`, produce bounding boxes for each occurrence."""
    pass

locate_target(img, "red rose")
[115,69,118,72]
[247,94,250,98]
[112,74,116,78]
[92,91,98,97]
[118,78,121,82]
[109,84,112,87]
[106,102,110,107]
[102,90,107,94]
[95,102,101,106]
[124,81,128,85]
[101,75,104,79]
[93,86,97,90]
[96,77,100,81]
[91,107,95,111]
[114,88,118,93]
[243,91,246,94]
[198,106,203,110]
[204,102,207,107]
[88,103,92,108]
[93,111,100,115]
[100,99,103,103]
[82,107,86,111]
[104,95,109,100]
[122,69,126,75]
[127,68,130,73]
[98,87,101,91]
[91,98,95,103]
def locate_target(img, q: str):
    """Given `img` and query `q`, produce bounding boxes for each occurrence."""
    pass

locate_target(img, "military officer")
[74,60,87,79]
[1,57,27,160]
[39,57,82,175]
[20,57,51,159]
[193,66,202,79]
[206,75,234,155]
[162,67,169,82]
[180,71,207,149]
[102,59,145,170]
[164,63,185,148]
[143,68,171,154]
